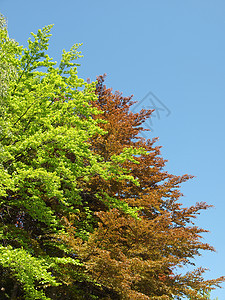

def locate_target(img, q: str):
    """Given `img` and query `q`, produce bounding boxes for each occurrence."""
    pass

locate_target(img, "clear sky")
[1,1,225,298]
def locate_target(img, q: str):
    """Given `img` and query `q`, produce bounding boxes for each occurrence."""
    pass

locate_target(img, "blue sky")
[1,0,225,298]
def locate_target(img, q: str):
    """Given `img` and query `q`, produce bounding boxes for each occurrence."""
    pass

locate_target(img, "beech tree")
[71,75,225,299]
[0,17,143,299]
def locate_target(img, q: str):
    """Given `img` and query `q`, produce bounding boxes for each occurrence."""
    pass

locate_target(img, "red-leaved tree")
[70,75,224,300]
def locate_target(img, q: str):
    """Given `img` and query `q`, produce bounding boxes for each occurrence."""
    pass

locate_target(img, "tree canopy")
[0,15,224,300]
[72,75,224,299]
[0,16,143,299]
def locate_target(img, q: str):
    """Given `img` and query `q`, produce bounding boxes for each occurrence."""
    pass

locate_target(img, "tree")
[72,75,225,299]
[0,18,143,300]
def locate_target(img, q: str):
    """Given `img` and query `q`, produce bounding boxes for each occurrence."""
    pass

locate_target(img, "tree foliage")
[0,16,143,299]
[72,75,225,299]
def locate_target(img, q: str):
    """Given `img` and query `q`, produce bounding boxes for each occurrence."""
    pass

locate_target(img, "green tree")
[0,16,142,299]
